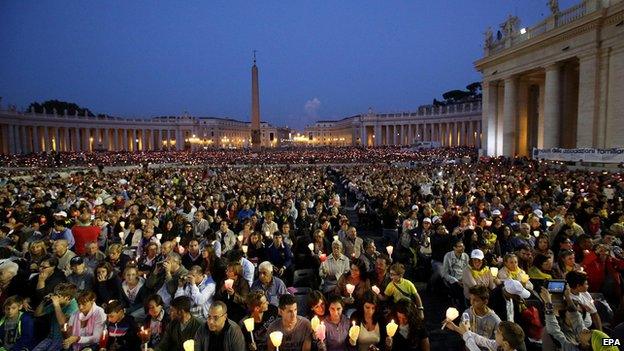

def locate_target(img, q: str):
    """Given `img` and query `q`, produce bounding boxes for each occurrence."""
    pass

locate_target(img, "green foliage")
[28,100,95,116]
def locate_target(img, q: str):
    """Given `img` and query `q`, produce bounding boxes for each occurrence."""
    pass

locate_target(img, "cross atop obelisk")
[251,50,261,149]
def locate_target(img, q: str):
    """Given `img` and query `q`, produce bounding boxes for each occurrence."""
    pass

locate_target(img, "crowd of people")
[0,146,477,169]
[0,147,623,351]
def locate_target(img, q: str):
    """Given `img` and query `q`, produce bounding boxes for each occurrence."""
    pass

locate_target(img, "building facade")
[475,0,624,157]
[303,102,482,147]
[0,107,283,154]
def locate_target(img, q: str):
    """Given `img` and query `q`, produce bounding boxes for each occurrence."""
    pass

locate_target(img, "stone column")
[102,128,109,151]
[81,128,89,151]
[31,126,39,152]
[577,52,599,147]
[374,124,381,146]
[543,64,561,148]
[42,127,50,152]
[503,77,518,156]
[121,129,130,151]
[482,80,498,156]
[8,125,15,154]
[176,129,183,150]
[467,121,474,147]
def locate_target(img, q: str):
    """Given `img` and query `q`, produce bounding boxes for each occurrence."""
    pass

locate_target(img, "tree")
[442,90,471,103]
[28,100,95,116]
[466,82,482,95]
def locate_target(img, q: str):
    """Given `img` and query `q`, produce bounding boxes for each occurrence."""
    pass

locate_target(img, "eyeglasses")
[207,313,226,321]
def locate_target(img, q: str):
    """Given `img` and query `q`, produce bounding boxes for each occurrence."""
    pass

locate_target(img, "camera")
[546,279,566,294]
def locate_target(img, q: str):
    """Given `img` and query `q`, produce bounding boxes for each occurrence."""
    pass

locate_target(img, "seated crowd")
[0,151,623,351]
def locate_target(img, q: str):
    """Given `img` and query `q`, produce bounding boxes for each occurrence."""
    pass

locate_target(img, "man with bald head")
[194,301,245,350]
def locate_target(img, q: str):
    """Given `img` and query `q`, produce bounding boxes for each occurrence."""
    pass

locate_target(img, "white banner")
[532,148,624,163]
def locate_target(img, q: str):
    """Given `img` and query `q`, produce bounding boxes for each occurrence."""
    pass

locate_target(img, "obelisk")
[251,51,261,149]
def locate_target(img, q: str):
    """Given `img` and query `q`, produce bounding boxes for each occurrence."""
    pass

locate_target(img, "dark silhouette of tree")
[28,100,95,116]
[466,82,482,95]
[442,90,471,103]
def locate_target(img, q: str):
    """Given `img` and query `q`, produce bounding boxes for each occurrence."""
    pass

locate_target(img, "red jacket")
[71,224,101,255]
[582,251,624,294]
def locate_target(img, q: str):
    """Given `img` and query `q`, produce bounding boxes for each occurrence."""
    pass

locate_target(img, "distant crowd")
[0,147,623,351]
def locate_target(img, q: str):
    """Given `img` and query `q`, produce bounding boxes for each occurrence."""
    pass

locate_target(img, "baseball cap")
[503,279,531,299]
[432,216,441,223]
[491,210,501,216]
[54,211,68,218]
[470,249,485,260]
[70,256,84,266]
[423,218,432,224]
[533,209,544,218]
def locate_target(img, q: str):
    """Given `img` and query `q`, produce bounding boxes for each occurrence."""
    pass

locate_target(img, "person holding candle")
[496,253,534,290]
[142,294,170,348]
[462,285,501,339]
[335,260,371,311]
[149,296,201,351]
[32,283,78,351]
[444,319,526,351]
[305,291,326,322]
[105,243,131,276]
[267,294,314,351]
[386,298,429,351]
[349,291,388,351]
[63,290,106,351]
[194,301,246,351]
[120,266,149,321]
[215,261,249,323]
[247,231,267,265]
[240,291,278,351]
[461,249,497,299]
[318,296,352,351]
[101,299,141,351]
[319,241,350,294]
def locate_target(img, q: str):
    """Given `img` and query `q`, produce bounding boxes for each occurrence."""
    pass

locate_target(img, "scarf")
[122,278,144,303]
[592,330,618,350]
[527,266,552,280]
[470,266,490,279]
[507,267,522,280]
[71,303,100,350]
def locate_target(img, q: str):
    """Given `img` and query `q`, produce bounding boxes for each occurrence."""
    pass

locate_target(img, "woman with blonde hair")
[462,249,497,299]
[497,253,533,290]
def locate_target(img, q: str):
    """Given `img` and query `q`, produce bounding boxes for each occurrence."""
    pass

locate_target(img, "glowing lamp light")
[349,321,360,341]
[346,283,355,296]
[386,320,399,337]
[372,285,380,295]
[311,315,320,332]
[490,267,499,277]
[386,245,394,256]
[224,279,234,290]
[270,331,284,349]
[446,307,459,321]
[183,340,194,351]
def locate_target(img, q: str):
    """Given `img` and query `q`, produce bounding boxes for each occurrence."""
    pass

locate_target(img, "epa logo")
[602,338,621,346]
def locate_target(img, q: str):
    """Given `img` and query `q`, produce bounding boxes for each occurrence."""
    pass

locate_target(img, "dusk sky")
[1,0,577,129]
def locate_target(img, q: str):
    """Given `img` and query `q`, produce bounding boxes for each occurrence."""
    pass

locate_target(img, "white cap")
[432,216,441,223]
[470,249,484,260]
[411,205,419,211]
[504,279,531,299]
[491,209,501,216]
[54,211,68,218]
[533,209,543,219]
[423,217,432,223]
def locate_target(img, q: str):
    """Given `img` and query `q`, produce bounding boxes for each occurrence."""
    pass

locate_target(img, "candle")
[386,320,398,337]
[533,230,540,237]
[156,233,162,241]
[319,253,327,262]
[371,285,380,295]
[441,307,459,330]
[99,329,108,348]
[270,331,284,349]
[310,315,320,332]
[224,279,234,290]
[546,221,553,228]
[175,236,181,244]
[243,318,255,343]
[316,322,326,342]
[120,221,125,228]
[182,340,195,351]
[348,321,360,341]
[63,323,68,332]
[141,219,146,225]
[308,243,315,252]
[242,245,248,254]
[237,234,243,242]
[333,235,339,242]
[118,232,125,239]
[485,220,492,226]
[345,283,355,297]
[386,245,394,256]
[490,267,499,277]
[518,214,524,221]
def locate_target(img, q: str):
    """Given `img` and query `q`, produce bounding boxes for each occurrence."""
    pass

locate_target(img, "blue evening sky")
[0,0,577,129]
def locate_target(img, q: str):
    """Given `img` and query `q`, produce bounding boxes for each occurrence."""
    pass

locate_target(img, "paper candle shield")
[386,245,394,256]
[490,267,499,277]
[224,279,234,290]
[345,283,355,295]
[311,315,320,331]
[182,340,195,351]
[372,285,380,295]
[243,318,255,332]
[386,320,398,337]
[446,307,459,321]
[270,331,284,347]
